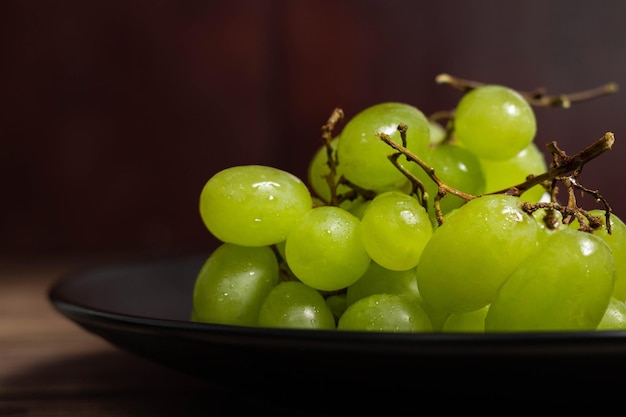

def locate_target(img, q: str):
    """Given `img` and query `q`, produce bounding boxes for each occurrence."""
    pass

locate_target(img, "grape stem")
[495,132,614,196]
[379,128,615,232]
[380,127,476,224]
[316,76,617,232]
[435,73,619,108]
[515,134,614,233]
[318,108,344,206]
[317,107,380,206]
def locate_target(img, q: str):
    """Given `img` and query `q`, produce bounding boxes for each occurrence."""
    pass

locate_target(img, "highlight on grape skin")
[192,74,625,333]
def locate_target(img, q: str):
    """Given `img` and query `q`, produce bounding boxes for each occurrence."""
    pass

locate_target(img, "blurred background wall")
[2,0,626,257]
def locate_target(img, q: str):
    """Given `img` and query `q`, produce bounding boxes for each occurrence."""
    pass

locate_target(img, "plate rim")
[47,253,626,357]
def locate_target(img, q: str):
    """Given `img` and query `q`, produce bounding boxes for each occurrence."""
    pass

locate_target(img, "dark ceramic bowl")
[49,253,626,406]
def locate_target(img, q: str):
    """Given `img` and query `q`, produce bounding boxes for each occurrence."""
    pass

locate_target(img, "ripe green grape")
[285,206,371,291]
[192,243,280,326]
[597,297,626,330]
[479,142,548,202]
[570,210,626,302]
[453,85,537,161]
[485,228,614,332]
[336,102,430,192]
[360,191,433,271]
[428,119,447,146]
[413,143,486,217]
[200,165,313,246]
[257,281,336,330]
[346,196,371,219]
[416,194,539,315]
[345,261,420,306]
[337,293,433,332]
[326,293,348,320]
[307,137,351,204]
[441,305,489,333]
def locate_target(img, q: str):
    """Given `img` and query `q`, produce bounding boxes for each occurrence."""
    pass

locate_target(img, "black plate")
[49,253,626,404]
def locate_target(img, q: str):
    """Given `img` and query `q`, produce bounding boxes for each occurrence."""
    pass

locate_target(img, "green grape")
[597,297,626,330]
[311,196,326,208]
[453,85,537,161]
[337,294,433,332]
[192,243,280,326]
[199,165,313,247]
[346,261,420,306]
[570,210,626,302]
[416,194,539,315]
[428,119,447,146]
[346,196,371,219]
[360,191,433,271]
[479,142,548,202]
[485,227,614,332]
[325,293,348,320]
[336,102,430,192]
[441,305,489,333]
[420,305,450,333]
[307,137,351,204]
[344,257,448,330]
[285,206,371,291]
[413,143,486,217]
[257,281,336,330]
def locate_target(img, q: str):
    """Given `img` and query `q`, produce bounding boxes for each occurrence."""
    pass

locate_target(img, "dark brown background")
[2,0,626,257]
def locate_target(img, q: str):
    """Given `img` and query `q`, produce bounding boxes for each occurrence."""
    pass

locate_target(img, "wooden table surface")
[0,255,327,417]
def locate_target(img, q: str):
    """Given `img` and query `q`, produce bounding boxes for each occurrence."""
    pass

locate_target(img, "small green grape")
[285,206,371,291]
[597,297,626,330]
[346,196,371,219]
[360,191,433,271]
[325,293,348,320]
[337,294,433,332]
[258,281,336,330]
[346,261,420,306]
[453,85,537,161]
[428,119,447,146]
[192,243,280,326]
[441,305,489,333]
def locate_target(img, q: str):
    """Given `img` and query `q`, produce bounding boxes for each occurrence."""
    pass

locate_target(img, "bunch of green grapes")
[192,79,626,333]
